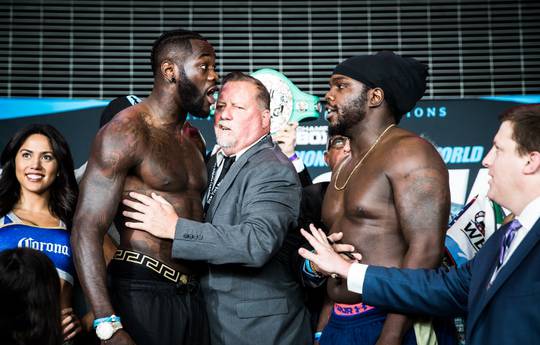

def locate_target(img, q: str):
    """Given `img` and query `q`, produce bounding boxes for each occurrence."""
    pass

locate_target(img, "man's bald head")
[150,29,207,77]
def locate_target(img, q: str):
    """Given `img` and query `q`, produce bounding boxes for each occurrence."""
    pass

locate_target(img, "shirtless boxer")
[315,51,455,345]
[71,29,217,345]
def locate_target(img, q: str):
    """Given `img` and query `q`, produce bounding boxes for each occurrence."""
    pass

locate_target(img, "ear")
[261,109,271,129]
[368,88,384,108]
[160,60,177,83]
[343,140,351,154]
[523,151,540,174]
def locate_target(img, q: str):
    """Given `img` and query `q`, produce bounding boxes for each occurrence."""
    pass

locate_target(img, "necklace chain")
[333,124,396,191]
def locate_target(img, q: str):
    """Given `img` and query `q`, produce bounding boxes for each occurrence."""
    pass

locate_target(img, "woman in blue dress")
[0,124,81,343]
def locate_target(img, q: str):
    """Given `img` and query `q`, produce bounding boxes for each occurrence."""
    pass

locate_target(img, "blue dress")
[0,211,75,285]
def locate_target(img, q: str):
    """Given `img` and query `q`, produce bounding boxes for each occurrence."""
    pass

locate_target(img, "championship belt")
[251,68,321,133]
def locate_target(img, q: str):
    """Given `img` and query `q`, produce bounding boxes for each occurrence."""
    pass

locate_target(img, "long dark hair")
[0,124,78,228]
[0,248,62,345]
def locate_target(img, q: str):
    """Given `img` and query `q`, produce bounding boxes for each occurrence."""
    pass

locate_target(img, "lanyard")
[204,159,225,213]
[204,156,233,213]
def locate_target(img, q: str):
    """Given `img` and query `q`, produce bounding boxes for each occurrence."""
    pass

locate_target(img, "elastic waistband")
[111,249,193,285]
[328,306,387,328]
[334,302,376,316]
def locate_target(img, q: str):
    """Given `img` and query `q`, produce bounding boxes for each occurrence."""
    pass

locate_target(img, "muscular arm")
[173,159,301,267]
[71,118,142,319]
[378,137,450,343]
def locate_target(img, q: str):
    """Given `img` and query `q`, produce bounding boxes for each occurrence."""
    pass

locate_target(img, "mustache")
[216,120,231,130]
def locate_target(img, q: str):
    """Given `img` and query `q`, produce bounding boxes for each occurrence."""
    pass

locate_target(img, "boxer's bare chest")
[322,159,399,249]
[322,159,405,303]
[126,126,207,196]
[117,126,207,271]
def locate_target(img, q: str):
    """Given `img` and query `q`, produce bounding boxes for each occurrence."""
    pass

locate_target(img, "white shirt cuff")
[291,155,305,172]
[347,262,369,294]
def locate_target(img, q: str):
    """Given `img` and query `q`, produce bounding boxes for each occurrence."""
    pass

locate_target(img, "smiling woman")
[16,134,59,198]
[0,124,82,343]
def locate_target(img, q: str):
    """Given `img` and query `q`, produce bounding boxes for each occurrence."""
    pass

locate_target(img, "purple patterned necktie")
[496,219,523,270]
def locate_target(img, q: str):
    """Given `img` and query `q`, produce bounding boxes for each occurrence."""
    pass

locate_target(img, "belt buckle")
[176,275,198,295]
[178,274,188,285]
[175,274,190,294]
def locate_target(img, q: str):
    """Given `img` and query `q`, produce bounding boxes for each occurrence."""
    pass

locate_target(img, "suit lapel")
[468,219,540,330]
[206,154,217,182]
[205,136,274,221]
[466,229,504,331]
[484,220,540,299]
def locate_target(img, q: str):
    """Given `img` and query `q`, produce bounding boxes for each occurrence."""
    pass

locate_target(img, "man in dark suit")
[299,103,540,345]
[123,71,311,345]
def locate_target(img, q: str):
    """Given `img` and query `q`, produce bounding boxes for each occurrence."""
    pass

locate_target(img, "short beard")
[216,137,236,148]
[329,88,368,137]
[178,68,207,117]
[214,126,237,149]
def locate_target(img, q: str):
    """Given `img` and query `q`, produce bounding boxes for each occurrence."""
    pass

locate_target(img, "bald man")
[71,29,217,345]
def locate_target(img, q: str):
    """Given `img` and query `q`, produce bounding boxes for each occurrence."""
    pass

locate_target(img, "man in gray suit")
[123,71,312,345]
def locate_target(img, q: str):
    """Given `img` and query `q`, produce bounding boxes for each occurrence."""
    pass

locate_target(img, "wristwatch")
[94,315,123,340]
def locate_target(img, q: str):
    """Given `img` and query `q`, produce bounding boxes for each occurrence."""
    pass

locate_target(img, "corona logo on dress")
[18,237,70,256]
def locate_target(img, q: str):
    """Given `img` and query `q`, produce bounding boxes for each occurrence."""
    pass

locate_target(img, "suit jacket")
[362,218,540,345]
[172,136,311,345]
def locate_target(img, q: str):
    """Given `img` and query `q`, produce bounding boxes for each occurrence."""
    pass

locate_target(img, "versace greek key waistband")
[112,249,190,285]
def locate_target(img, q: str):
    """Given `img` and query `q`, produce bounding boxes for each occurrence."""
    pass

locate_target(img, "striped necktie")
[496,219,522,270]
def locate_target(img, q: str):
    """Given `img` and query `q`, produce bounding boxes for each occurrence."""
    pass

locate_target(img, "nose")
[221,106,233,120]
[209,67,218,82]
[30,156,42,169]
[217,104,233,121]
[482,147,494,168]
[325,90,334,103]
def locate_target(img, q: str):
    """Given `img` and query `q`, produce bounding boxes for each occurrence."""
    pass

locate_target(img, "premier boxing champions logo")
[17,237,70,256]
[296,125,328,168]
[405,106,447,119]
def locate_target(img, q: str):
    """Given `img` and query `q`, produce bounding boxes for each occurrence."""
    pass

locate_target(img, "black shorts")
[107,259,209,345]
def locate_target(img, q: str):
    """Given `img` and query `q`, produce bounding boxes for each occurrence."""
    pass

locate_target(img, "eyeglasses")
[327,135,349,150]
